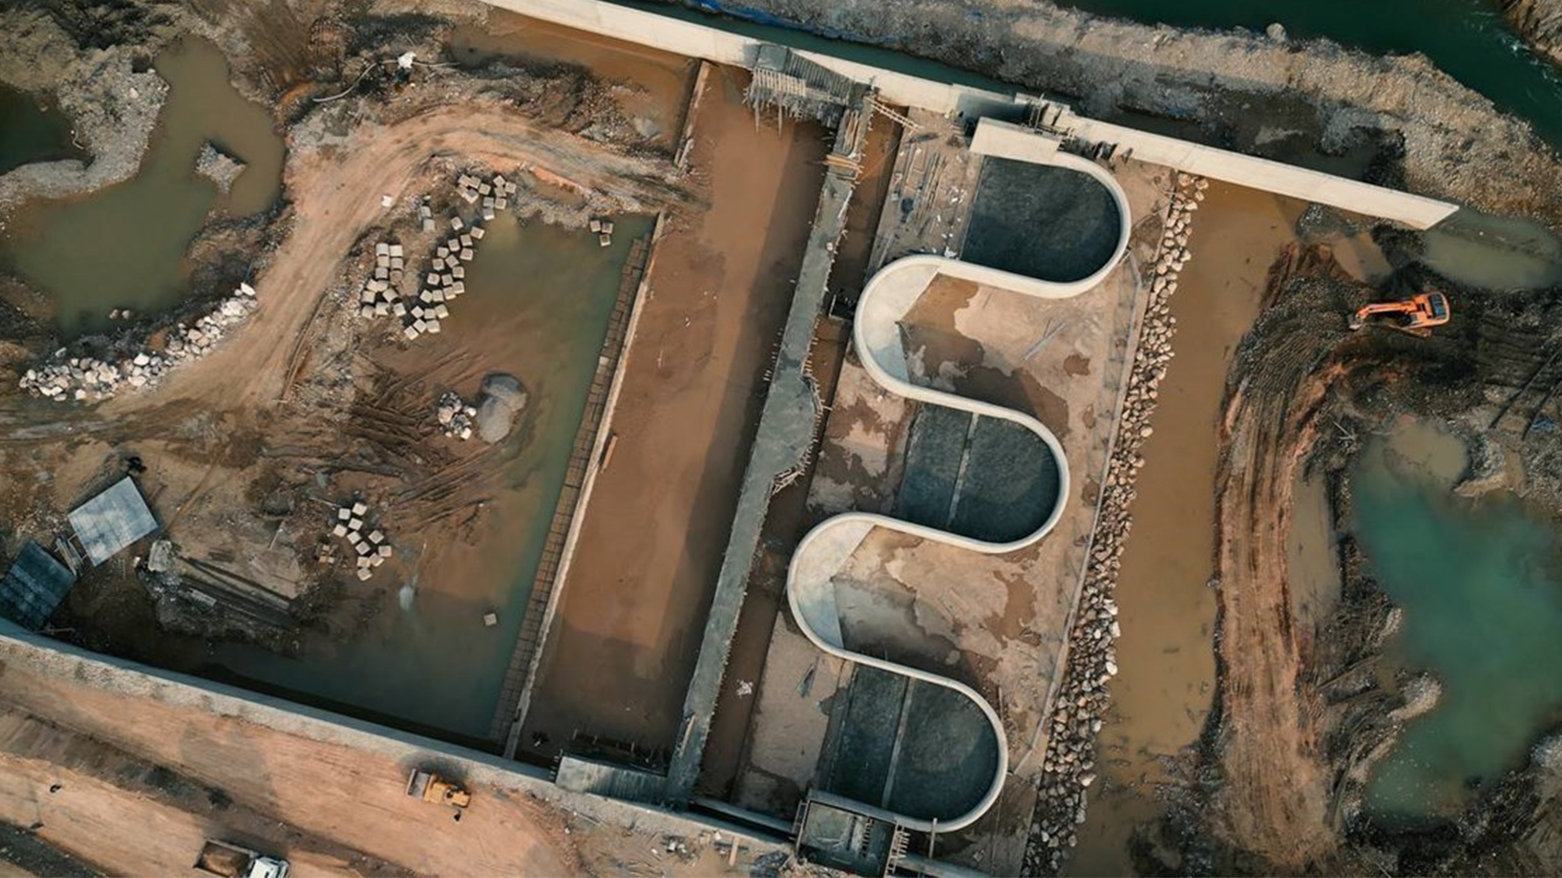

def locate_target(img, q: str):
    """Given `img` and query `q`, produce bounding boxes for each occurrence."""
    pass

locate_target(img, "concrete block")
[378,544,393,558]
[451,216,464,231]
[494,197,507,211]
[356,567,373,581]
[460,248,474,261]
[470,227,485,240]
[332,524,348,537]
[426,319,442,334]
[452,267,465,279]
[337,508,351,521]
[434,304,449,319]
[389,244,404,258]
[403,325,420,340]
[352,502,368,515]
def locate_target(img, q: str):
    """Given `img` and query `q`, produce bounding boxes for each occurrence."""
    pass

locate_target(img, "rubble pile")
[18,282,260,402]
[329,500,393,582]
[355,241,406,320]
[1026,174,1207,873]
[434,390,477,440]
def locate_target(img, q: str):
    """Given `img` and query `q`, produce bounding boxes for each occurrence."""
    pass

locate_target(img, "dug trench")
[1127,231,1562,875]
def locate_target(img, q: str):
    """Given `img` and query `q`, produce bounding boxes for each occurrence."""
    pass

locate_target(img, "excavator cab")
[1349,289,1450,336]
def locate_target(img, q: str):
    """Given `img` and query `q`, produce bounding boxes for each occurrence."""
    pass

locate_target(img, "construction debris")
[435,390,477,441]
[19,282,260,402]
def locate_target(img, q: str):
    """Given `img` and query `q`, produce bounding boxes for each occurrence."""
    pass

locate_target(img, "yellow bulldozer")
[406,769,471,810]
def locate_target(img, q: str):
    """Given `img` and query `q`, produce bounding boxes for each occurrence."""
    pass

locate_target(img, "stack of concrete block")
[356,241,407,320]
[331,500,392,581]
[456,171,518,221]
[418,197,436,233]
[589,217,616,248]
[403,220,481,341]
[19,282,259,402]
[434,390,477,440]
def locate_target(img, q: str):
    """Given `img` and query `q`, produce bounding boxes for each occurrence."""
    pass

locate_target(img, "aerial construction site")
[4,0,1562,875]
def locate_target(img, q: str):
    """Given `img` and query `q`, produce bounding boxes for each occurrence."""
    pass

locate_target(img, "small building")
[0,542,78,630]
[68,476,158,567]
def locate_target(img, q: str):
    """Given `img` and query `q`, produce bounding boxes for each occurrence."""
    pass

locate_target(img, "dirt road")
[0,654,578,876]
[1205,246,1351,867]
[522,66,828,754]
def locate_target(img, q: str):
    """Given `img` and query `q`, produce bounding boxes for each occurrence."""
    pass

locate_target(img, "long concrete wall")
[1039,117,1459,229]
[496,0,1003,113]
[483,0,1460,229]
[0,622,790,853]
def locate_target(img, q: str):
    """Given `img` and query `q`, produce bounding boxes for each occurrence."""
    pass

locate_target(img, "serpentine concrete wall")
[786,155,1131,832]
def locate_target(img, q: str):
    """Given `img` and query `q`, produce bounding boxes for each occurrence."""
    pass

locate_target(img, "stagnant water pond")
[1353,425,1562,824]
[0,37,283,338]
[210,212,653,742]
[0,82,83,176]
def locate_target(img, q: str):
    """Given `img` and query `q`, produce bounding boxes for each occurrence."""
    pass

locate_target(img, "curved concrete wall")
[787,156,1130,832]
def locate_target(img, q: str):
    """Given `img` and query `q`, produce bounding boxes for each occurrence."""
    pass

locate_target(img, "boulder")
[476,373,527,444]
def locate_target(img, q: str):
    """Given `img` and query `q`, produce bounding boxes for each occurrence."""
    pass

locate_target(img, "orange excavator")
[1349,289,1451,336]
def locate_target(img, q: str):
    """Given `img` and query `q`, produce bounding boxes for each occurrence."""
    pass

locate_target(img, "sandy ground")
[521,66,829,755]
[1067,183,1306,873]
[0,657,577,877]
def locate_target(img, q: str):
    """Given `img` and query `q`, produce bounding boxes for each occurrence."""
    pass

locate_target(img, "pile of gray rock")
[475,373,526,444]
[330,500,392,582]
[434,390,477,441]
[1027,173,1205,873]
[18,282,259,402]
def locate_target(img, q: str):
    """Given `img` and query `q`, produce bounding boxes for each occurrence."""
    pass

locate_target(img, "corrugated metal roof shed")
[68,476,158,566]
[0,542,77,630]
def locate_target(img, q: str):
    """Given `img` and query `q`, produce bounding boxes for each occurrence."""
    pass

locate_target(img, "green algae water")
[1051,0,1562,151]
[1352,428,1562,823]
[1,37,283,338]
[208,213,653,742]
[0,83,82,175]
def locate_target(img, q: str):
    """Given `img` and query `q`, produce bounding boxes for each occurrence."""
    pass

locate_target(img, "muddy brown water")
[1068,183,1304,874]
[0,37,283,337]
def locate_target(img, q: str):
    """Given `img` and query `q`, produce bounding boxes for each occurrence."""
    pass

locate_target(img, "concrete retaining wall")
[485,1,1460,229]
[0,621,789,852]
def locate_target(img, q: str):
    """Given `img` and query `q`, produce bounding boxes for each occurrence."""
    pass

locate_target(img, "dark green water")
[0,83,82,175]
[1352,433,1562,823]
[1055,0,1562,149]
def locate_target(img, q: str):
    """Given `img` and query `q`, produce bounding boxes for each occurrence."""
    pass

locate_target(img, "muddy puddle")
[1068,183,1302,874]
[448,15,693,150]
[1355,422,1562,824]
[0,82,82,176]
[1420,208,1562,291]
[0,37,283,337]
[209,213,653,742]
